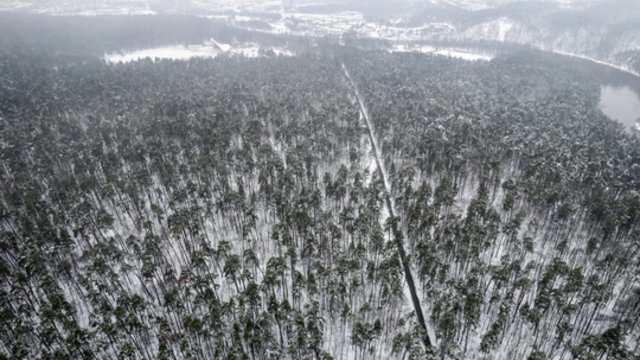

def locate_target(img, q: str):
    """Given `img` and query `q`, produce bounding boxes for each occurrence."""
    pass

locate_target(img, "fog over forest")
[0,0,639,359]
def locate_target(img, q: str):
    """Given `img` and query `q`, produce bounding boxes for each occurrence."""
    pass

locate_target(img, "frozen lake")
[599,85,640,133]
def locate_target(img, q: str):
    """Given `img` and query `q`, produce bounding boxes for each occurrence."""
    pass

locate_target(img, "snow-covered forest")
[0,19,639,360]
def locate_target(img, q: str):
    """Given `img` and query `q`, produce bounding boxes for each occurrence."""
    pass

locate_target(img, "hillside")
[404,0,640,75]
[1,0,639,74]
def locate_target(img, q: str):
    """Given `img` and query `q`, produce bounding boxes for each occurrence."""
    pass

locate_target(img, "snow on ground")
[20,0,158,16]
[104,39,294,64]
[67,8,156,16]
[0,0,31,11]
[365,154,378,186]
[267,11,366,37]
[343,62,438,348]
[462,17,517,42]
[496,17,514,42]
[48,7,157,16]
[433,47,494,61]
[105,44,221,63]
[204,8,454,42]
[390,44,495,61]
[190,0,283,14]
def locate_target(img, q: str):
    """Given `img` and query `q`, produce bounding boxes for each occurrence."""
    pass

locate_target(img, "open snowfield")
[390,44,495,61]
[104,39,294,63]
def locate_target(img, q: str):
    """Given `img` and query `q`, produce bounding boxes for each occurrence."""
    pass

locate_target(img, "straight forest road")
[341,62,437,350]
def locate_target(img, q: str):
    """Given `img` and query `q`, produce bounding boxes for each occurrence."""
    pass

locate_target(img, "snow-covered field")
[104,38,492,64]
[104,39,294,63]
[105,44,221,63]
[390,44,495,61]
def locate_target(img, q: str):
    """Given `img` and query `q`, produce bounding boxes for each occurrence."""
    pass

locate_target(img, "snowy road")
[341,62,437,349]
